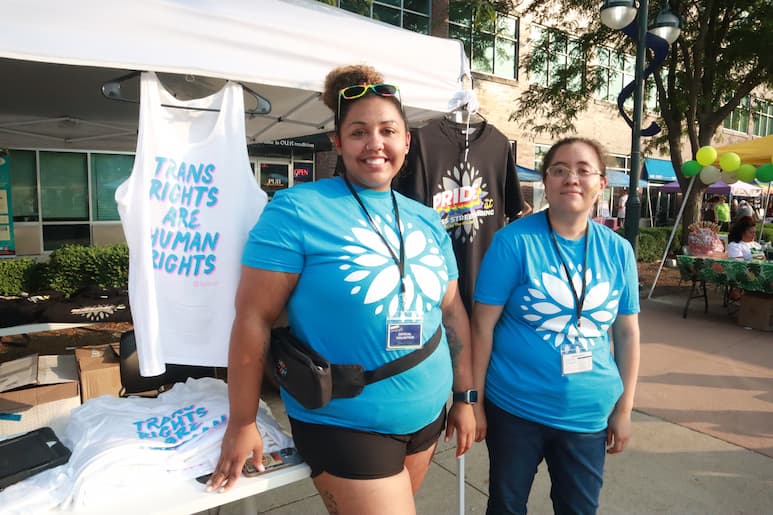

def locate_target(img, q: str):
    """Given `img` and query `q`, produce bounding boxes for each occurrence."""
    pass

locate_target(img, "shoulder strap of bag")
[361,326,442,385]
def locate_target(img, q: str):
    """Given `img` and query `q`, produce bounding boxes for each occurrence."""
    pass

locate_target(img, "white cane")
[458,454,465,515]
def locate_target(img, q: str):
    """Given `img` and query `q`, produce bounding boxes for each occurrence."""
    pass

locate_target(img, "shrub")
[636,232,661,262]
[0,258,36,295]
[616,226,683,262]
[46,243,129,297]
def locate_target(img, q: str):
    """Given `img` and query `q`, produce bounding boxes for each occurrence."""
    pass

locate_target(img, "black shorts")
[289,407,446,479]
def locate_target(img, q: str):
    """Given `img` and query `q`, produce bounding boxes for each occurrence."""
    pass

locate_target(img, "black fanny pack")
[270,326,442,410]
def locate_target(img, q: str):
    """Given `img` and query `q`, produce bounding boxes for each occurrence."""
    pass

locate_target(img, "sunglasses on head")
[337,83,401,120]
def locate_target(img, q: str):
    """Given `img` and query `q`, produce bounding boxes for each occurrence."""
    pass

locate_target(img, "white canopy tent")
[0,0,471,151]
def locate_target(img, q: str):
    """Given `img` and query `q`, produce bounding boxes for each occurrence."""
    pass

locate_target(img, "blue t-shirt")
[243,177,457,434]
[474,211,639,432]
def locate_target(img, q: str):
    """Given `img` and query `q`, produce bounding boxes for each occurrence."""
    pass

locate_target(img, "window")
[534,144,551,171]
[530,26,582,91]
[338,0,430,34]
[595,47,633,107]
[723,96,750,133]
[606,154,630,174]
[9,149,38,222]
[91,153,134,221]
[449,2,519,80]
[39,152,88,222]
[594,47,659,112]
[9,149,137,251]
[752,97,773,137]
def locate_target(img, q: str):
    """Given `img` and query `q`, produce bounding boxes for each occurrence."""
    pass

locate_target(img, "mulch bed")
[0,287,132,329]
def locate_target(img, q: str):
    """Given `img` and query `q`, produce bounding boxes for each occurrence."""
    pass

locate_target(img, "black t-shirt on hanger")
[394,117,524,313]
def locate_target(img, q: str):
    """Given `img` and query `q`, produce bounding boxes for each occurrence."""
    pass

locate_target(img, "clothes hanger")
[100,71,272,116]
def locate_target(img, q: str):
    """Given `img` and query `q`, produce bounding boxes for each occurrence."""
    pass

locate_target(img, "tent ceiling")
[714,135,773,167]
[0,0,470,152]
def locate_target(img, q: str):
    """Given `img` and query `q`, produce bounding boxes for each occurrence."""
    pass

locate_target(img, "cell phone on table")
[242,447,302,477]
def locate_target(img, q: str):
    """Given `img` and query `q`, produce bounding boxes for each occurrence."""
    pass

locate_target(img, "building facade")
[2,0,768,256]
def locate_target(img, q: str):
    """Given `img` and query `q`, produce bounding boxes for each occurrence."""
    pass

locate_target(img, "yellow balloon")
[719,152,741,172]
[696,146,717,166]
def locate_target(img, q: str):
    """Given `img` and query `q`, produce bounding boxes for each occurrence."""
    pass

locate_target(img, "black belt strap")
[329,326,442,399]
[363,326,442,384]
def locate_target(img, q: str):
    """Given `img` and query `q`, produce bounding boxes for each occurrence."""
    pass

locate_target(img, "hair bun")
[322,64,385,112]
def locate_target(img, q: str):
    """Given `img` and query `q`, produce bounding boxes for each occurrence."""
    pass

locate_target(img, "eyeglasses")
[337,83,401,120]
[545,164,604,180]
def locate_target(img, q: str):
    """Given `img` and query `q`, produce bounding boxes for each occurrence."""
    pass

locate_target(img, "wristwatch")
[452,389,478,405]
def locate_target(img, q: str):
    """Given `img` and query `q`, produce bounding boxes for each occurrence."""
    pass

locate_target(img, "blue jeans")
[485,400,607,515]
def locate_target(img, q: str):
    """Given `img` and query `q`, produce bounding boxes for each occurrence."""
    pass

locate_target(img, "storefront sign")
[293,162,314,184]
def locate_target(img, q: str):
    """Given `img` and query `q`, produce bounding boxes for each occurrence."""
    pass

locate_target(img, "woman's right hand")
[206,422,264,493]
[473,403,487,442]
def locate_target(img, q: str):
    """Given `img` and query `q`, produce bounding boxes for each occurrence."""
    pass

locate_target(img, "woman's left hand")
[606,409,632,454]
[445,402,476,457]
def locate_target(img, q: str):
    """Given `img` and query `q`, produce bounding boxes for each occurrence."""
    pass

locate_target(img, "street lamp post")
[600,0,681,253]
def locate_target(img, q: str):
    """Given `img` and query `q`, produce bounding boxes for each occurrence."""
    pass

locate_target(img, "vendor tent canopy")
[713,135,773,167]
[516,165,542,182]
[606,170,648,188]
[0,0,470,151]
[642,158,677,182]
[657,179,762,197]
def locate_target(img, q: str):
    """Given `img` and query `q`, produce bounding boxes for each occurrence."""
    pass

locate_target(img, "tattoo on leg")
[321,489,339,515]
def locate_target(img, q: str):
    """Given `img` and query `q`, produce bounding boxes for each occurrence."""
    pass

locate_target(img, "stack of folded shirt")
[0,377,293,512]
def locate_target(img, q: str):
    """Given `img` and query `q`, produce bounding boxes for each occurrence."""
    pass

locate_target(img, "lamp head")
[600,0,637,30]
[649,5,682,44]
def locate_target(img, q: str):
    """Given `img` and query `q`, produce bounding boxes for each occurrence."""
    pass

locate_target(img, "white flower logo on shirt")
[337,214,448,316]
[519,262,619,350]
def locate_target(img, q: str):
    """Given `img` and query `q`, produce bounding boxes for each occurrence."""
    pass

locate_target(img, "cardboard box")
[74,344,122,402]
[0,352,38,393]
[0,355,80,435]
[737,293,773,332]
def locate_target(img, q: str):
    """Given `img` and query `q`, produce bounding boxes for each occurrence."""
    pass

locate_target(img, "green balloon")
[681,160,702,177]
[757,163,773,182]
[736,163,757,183]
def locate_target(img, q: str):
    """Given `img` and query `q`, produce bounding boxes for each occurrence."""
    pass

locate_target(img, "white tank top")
[116,72,267,376]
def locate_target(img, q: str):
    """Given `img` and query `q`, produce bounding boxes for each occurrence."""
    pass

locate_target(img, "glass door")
[257,160,290,199]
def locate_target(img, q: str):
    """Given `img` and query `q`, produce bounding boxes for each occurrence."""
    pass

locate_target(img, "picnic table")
[676,255,773,318]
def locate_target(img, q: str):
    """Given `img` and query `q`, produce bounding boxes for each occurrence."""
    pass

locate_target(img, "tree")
[508,0,773,241]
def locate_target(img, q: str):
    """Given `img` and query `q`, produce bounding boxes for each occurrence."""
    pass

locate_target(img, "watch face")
[468,390,478,403]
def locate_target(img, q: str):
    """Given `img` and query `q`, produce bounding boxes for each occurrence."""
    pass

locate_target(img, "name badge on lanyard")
[561,343,593,375]
[386,311,423,350]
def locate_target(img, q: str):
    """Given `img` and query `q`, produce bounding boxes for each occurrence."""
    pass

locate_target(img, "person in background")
[471,137,640,515]
[207,64,475,515]
[702,196,718,223]
[617,190,628,226]
[735,199,757,222]
[715,196,731,232]
[517,199,534,219]
[727,215,762,261]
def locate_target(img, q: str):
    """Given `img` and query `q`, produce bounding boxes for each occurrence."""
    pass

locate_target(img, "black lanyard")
[545,210,589,328]
[343,176,406,295]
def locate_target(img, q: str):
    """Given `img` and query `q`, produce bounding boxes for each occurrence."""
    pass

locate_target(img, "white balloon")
[699,165,721,184]
[720,170,738,184]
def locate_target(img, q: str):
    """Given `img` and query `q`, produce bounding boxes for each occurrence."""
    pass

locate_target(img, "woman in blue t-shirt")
[471,137,641,514]
[206,64,476,514]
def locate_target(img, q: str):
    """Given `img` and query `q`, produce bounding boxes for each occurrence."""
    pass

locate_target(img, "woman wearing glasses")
[471,137,640,514]
[207,64,475,514]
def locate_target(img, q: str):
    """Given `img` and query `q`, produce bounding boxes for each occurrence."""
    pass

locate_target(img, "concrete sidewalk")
[225,294,773,514]
[243,410,773,515]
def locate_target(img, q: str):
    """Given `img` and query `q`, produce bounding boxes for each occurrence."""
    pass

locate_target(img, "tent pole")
[648,177,696,300]
[760,183,771,241]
